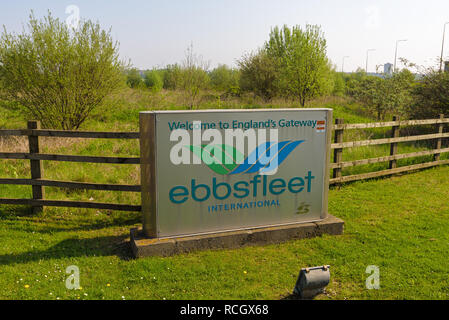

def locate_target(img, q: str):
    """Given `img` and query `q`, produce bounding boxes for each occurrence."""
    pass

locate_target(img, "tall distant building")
[384,63,393,76]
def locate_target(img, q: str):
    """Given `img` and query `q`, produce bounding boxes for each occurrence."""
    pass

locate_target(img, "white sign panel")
[140,109,332,238]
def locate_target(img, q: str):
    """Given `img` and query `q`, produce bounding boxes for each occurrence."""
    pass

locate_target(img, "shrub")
[179,44,210,109]
[238,49,278,101]
[0,11,125,130]
[350,70,414,120]
[144,70,163,92]
[209,64,240,93]
[126,68,144,89]
[410,70,449,119]
[332,72,346,96]
[163,64,182,90]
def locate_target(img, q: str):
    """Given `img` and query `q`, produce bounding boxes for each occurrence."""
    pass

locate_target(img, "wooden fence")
[330,114,449,185]
[0,116,448,212]
[0,120,141,213]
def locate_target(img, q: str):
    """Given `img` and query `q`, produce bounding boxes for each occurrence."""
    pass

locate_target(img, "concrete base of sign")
[130,215,344,258]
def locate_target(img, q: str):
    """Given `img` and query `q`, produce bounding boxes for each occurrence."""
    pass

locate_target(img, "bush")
[332,72,346,96]
[410,70,449,119]
[179,44,210,109]
[163,64,182,90]
[238,49,278,101]
[144,70,163,92]
[209,64,240,93]
[0,12,125,130]
[126,68,144,89]
[350,70,414,120]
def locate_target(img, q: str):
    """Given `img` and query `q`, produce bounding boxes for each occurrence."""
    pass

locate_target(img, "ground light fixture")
[293,265,331,299]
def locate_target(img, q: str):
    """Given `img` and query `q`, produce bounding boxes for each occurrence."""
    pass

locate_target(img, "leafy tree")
[0,12,125,130]
[265,24,332,106]
[238,49,278,101]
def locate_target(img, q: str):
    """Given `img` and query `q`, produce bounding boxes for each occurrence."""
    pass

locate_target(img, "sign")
[140,109,332,238]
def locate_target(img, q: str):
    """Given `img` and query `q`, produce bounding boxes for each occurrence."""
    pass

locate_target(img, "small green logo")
[296,202,310,215]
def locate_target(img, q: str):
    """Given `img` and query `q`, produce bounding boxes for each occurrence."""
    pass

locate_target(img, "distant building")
[384,63,393,76]
[347,62,421,80]
[364,63,394,78]
[444,61,449,73]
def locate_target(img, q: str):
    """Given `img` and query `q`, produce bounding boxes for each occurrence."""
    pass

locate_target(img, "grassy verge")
[0,165,448,300]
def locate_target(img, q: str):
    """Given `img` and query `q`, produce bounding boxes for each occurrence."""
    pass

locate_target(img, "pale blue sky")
[2,0,449,72]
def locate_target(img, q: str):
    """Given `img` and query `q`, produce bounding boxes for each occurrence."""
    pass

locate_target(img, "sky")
[1,0,449,72]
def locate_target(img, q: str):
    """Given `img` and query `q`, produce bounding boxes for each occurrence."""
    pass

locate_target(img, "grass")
[0,90,448,299]
[0,165,448,300]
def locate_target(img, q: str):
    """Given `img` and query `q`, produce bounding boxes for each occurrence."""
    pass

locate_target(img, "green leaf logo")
[186,144,244,175]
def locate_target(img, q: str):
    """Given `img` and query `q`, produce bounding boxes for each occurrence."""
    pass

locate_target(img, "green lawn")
[1,165,448,300]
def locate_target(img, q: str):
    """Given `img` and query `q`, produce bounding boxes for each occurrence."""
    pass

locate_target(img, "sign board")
[140,109,332,238]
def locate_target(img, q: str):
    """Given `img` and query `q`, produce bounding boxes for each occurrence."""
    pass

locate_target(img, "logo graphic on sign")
[186,140,305,175]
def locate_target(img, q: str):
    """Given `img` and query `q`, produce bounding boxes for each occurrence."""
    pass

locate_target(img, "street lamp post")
[394,39,407,72]
[440,22,449,72]
[366,49,376,73]
[342,56,349,73]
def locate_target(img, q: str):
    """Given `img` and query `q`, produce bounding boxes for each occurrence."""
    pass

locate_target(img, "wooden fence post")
[27,120,44,213]
[333,119,344,180]
[389,116,400,169]
[434,114,444,161]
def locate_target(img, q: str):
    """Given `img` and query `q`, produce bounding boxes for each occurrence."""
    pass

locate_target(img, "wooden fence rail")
[0,153,140,164]
[0,120,141,213]
[0,129,140,139]
[330,114,448,185]
[1,115,448,212]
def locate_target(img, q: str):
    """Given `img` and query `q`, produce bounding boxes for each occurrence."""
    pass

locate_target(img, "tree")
[238,49,278,101]
[265,24,332,106]
[0,12,125,130]
[179,44,210,109]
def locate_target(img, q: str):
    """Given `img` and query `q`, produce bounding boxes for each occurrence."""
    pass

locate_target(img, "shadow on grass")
[20,215,141,234]
[329,165,448,190]
[0,206,141,234]
[0,235,134,265]
[0,205,34,217]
